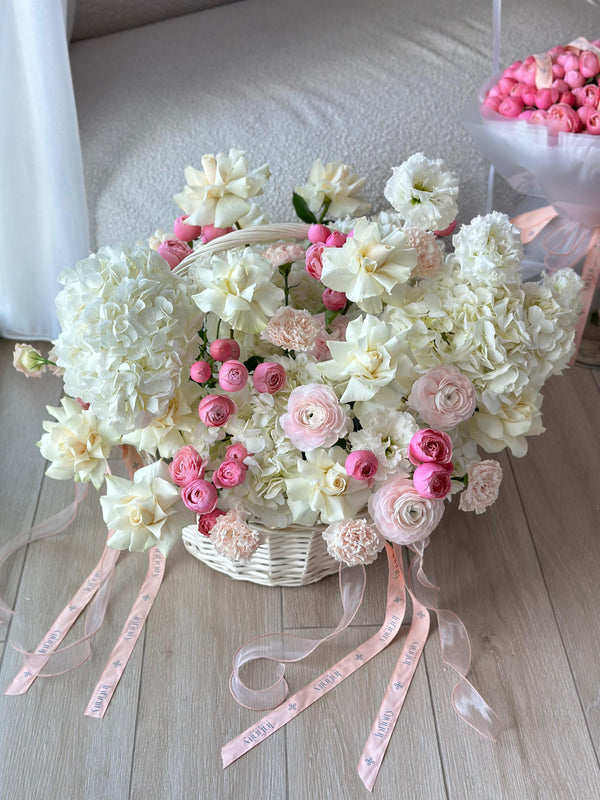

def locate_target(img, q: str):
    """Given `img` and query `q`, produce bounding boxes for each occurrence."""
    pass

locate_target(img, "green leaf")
[244,355,264,372]
[292,192,318,224]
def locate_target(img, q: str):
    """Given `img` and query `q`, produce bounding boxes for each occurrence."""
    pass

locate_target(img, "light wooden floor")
[1,335,600,800]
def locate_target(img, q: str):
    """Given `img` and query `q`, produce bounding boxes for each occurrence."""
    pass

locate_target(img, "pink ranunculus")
[201,224,235,243]
[368,473,445,546]
[225,443,250,466]
[181,478,218,514]
[281,384,349,451]
[412,462,452,499]
[409,429,453,466]
[345,450,378,481]
[325,231,347,248]
[586,110,600,135]
[458,459,503,514]
[547,103,581,134]
[307,224,331,244]
[209,338,241,362]
[408,365,477,429]
[169,445,206,487]
[574,84,600,108]
[198,394,237,427]
[578,105,593,127]
[212,459,247,489]
[197,508,225,535]
[322,288,347,311]
[253,361,287,394]
[305,243,325,279]
[190,360,212,384]
[157,238,193,269]
[173,215,202,242]
[530,108,549,125]
[218,360,248,392]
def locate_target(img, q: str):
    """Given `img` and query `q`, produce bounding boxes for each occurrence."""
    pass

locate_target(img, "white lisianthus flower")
[174,149,270,228]
[121,384,199,458]
[451,212,523,286]
[53,245,201,434]
[384,153,459,231]
[13,343,51,378]
[39,397,119,489]
[350,409,418,481]
[101,460,194,556]
[285,446,371,526]
[295,159,370,219]
[319,314,413,403]
[320,217,417,314]
[192,247,284,333]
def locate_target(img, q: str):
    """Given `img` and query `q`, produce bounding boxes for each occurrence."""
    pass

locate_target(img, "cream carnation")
[323,519,385,566]
[261,307,324,352]
[459,460,503,514]
[295,159,370,219]
[384,153,458,231]
[209,507,261,561]
[263,242,306,268]
[451,212,523,286]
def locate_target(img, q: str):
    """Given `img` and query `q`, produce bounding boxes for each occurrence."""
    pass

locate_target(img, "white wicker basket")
[176,222,345,587]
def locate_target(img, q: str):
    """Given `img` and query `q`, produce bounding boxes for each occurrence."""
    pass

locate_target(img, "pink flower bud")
[413,463,452,500]
[586,110,600,135]
[487,85,500,98]
[548,46,565,59]
[559,91,576,107]
[574,84,600,108]
[521,63,537,86]
[578,105,593,126]
[173,215,202,242]
[252,361,287,394]
[530,109,549,125]
[190,360,212,383]
[322,288,347,311]
[521,86,538,106]
[509,82,525,99]
[551,79,569,95]
[157,238,193,269]
[201,224,234,243]
[551,62,565,79]
[325,231,347,248]
[209,338,240,362]
[170,445,206,486]
[197,508,225,535]
[225,443,250,466]
[198,394,236,427]
[212,459,247,489]
[305,243,325,279]
[563,53,580,72]
[218,360,248,392]
[518,110,534,121]
[409,429,453,466]
[307,224,331,244]
[484,95,501,112]
[535,88,559,110]
[433,220,457,237]
[345,450,379,481]
[580,51,600,79]
[498,96,524,118]
[181,478,218,514]
[557,52,569,66]
[498,76,517,95]
[565,70,585,89]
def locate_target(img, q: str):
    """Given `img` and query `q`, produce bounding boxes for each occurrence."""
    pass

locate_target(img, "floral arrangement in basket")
[9,148,583,788]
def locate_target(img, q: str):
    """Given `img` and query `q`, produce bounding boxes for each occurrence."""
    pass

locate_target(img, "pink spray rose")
[345,450,379,481]
[225,443,250,465]
[412,462,452,500]
[409,429,453,467]
[368,473,445,546]
[201,224,235,243]
[322,288,347,311]
[181,478,218,514]
[198,394,237,427]
[307,224,331,244]
[253,361,287,394]
[281,384,349,451]
[218,360,248,392]
[209,338,241,362]
[157,238,193,269]
[305,243,325,279]
[408,365,477,429]
[169,445,206,487]
[325,231,347,248]
[173,215,202,242]
[190,360,212,384]
[197,508,225,536]
[212,459,247,489]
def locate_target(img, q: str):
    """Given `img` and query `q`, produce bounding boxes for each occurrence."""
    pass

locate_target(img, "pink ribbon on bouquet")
[511,206,600,361]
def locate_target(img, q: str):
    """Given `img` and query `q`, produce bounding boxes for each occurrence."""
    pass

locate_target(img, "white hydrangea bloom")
[174,149,270,228]
[53,245,201,434]
[350,409,418,481]
[451,212,523,286]
[384,153,458,231]
[295,159,370,219]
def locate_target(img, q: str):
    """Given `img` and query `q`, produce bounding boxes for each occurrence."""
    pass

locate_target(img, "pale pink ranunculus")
[209,338,240,362]
[169,445,206,487]
[157,238,193,269]
[198,394,237,427]
[197,508,225,535]
[190,360,212,383]
[368,473,445,545]
[345,450,378,481]
[547,103,581,134]
[322,288,347,311]
[458,460,503,514]
[173,215,202,242]
[408,365,477,430]
[408,428,453,466]
[412,462,452,499]
[181,478,218,514]
[212,459,247,489]
[573,84,600,108]
[218,360,248,392]
[253,361,287,394]
[281,384,349,451]
[305,243,326,279]
[225,443,250,466]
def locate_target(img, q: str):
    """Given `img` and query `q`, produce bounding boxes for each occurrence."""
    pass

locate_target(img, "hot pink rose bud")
[322,288,347,311]
[305,243,325,279]
[170,445,206,486]
[218,360,248,392]
[559,91,576,107]
[551,62,565,80]
[578,105,593,126]
[197,508,225,536]
[521,86,538,106]
[483,94,502,112]
[253,361,287,394]
[345,450,379,481]
[173,215,202,242]
[190,360,212,383]
[209,338,241,362]
[325,231,347,248]
[498,96,524,118]
[413,463,452,500]
[518,110,534,121]
[565,70,585,89]
[563,53,580,72]
[307,224,331,244]
[535,88,559,110]
[433,220,457,237]
[551,79,569,95]
[181,478,218,514]
[225,443,250,466]
[157,238,193,269]
[212,459,247,489]
[201,224,235,243]
[580,51,600,79]
[498,76,517,95]
[198,394,237,427]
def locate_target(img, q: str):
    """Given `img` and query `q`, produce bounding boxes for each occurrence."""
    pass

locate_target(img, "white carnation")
[384,153,458,231]
[350,409,418,481]
[451,212,523,286]
[295,159,370,219]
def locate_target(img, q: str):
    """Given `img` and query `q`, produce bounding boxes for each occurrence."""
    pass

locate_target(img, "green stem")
[318,197,332,224]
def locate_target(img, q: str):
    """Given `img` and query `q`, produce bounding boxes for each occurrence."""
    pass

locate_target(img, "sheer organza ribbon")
[511,206,600,359]
[222,542,503,791]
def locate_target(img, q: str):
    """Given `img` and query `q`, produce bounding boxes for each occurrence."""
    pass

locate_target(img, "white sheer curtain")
[0,0,89,341]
